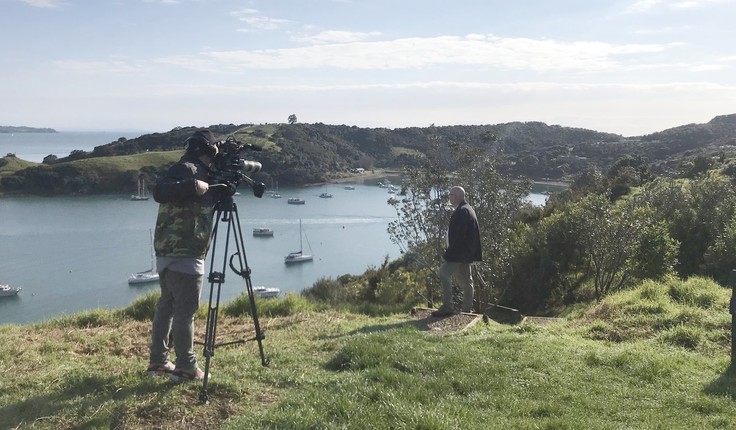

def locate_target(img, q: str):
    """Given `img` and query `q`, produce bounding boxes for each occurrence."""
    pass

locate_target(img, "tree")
[42,154,58,164]
[388,140,531,310]
[288,114,297,124]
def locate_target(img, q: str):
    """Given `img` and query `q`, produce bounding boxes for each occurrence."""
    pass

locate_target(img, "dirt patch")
[410,308,482,333]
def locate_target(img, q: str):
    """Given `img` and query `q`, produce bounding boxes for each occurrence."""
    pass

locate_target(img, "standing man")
[146,129,228,382]
[432,186,482,317]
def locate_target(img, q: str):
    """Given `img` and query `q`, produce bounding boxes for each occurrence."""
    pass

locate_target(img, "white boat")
[253,227,274,237]
[270,181,282,199]
[131,177,149,201]
[254,286,280,298]
[128,229,159,285]
[319,192,333,198]
[0,284,21,297]
[344,185,355,190]
[288,198,305,205]
[285,219,314,264]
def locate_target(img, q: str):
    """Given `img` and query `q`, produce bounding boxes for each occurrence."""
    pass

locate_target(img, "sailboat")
[271,180,282,199]
[128,229,159,284]
[284,219,314,264]
[131,177,149,201]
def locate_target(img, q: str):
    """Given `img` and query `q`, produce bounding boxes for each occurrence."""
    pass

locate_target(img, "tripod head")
[208,136,267,198]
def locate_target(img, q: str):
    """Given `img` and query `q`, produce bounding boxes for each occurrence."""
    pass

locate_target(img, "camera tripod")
[197,194,269,404]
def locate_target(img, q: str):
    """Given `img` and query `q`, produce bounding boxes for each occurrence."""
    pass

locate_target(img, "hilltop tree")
[288,114,297,124]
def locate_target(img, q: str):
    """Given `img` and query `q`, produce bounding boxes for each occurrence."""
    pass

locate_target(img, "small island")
[0,126,57,133]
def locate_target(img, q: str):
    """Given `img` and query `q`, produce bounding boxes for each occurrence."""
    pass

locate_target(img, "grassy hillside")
[71,150,184,171]
[0,155,39,176]
[2,277,736,429]
[0,150,183,195]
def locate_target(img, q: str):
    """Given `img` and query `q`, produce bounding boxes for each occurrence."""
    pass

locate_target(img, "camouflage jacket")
[152,155,218,259]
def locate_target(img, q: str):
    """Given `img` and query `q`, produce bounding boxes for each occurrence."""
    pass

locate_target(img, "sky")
[2,0,735,136]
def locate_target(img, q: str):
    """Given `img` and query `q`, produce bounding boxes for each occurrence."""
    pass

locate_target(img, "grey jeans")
[149,269,203,372]
[438,260,474,313]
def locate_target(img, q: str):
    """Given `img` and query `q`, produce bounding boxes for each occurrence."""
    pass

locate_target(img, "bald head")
[449,186,466,207]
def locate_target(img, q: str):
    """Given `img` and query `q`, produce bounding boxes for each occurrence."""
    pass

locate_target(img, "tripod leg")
[199,208,228,404]
[199,279,222,404]
[198,200,270,404]
[231,206,269,366]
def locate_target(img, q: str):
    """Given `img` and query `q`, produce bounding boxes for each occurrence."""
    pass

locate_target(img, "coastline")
[302,169,403,187]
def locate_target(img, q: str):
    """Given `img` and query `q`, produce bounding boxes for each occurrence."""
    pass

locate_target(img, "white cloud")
[690,64,728,71]
[52,58,144,74]
[626,0,665,13]
[19,0,65,8]
[230,8,291,31]
[632,25,692,35]
[155,34,667,73]
[292,30,382,45]
[626,0,727,12]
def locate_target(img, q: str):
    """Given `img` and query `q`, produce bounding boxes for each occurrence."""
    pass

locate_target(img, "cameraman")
[147,129,232,383]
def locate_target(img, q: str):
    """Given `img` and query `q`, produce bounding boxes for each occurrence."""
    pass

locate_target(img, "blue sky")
[3,0,735,136]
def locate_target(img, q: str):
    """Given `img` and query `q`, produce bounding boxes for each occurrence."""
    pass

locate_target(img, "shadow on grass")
[0,374,176,429]
[704,363,736,399]
[350,318,436,335]
[318,316,440,342]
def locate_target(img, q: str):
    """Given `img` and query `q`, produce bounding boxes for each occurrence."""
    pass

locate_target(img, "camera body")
[210,136,266,198]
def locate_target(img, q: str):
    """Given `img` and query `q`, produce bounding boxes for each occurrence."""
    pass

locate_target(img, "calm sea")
[0,134,552,325]
[0,131,148,162]
[0,182,413,325]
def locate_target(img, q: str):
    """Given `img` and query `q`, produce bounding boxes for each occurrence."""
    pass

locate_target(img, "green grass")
[3,278,736,429]
[70,150,184,172]
[0,155,39,176]
[391,146,424,158]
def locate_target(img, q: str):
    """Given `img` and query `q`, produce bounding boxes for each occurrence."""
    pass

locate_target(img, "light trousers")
[149,269,203,372]
[438,260,474,313]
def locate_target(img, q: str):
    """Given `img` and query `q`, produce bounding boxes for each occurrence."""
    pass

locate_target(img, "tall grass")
[2,276,736,429]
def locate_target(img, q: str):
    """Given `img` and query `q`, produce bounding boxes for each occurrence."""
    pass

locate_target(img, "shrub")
[222,292,314,317]
[118,291,159,321]
[660,324,703,350]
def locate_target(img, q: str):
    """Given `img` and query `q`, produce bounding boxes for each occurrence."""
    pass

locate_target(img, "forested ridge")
[1,114,735,195]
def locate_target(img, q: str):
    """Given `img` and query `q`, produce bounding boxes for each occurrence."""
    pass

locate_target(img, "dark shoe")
[170,367,205,383]
[431,308,456,318]
[146,361,175,377]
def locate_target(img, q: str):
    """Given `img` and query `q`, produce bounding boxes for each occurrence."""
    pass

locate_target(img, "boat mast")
[149,228,156,271]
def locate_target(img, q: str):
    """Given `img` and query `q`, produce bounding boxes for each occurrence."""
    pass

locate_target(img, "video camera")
[210,136,267,198]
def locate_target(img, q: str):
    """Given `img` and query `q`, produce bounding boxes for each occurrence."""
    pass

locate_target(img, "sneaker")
[170,367,205,383]
[146,361,175,377]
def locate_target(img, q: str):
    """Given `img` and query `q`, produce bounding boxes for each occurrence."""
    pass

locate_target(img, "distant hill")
[0,126,57,133]
[1,114,736,195]
[87,114,736,182]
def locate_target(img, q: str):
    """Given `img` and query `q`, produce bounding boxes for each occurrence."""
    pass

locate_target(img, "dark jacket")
[152,155,219,259]
[443,201,482,263]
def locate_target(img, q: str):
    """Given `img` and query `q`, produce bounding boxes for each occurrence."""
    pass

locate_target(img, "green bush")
[667,277,720,308]
[222,292,314,317]
[118,291,159,321]
[660,324,703,350]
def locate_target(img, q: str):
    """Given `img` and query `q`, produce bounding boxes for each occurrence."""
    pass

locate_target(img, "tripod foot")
[199,390,209,405]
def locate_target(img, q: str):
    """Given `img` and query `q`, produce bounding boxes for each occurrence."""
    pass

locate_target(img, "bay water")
[0,132,551,325]
[0,183,411,325]
[0,131,148,162]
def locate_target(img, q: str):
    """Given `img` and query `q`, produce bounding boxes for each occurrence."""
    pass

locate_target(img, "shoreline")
[303,169,403,187]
